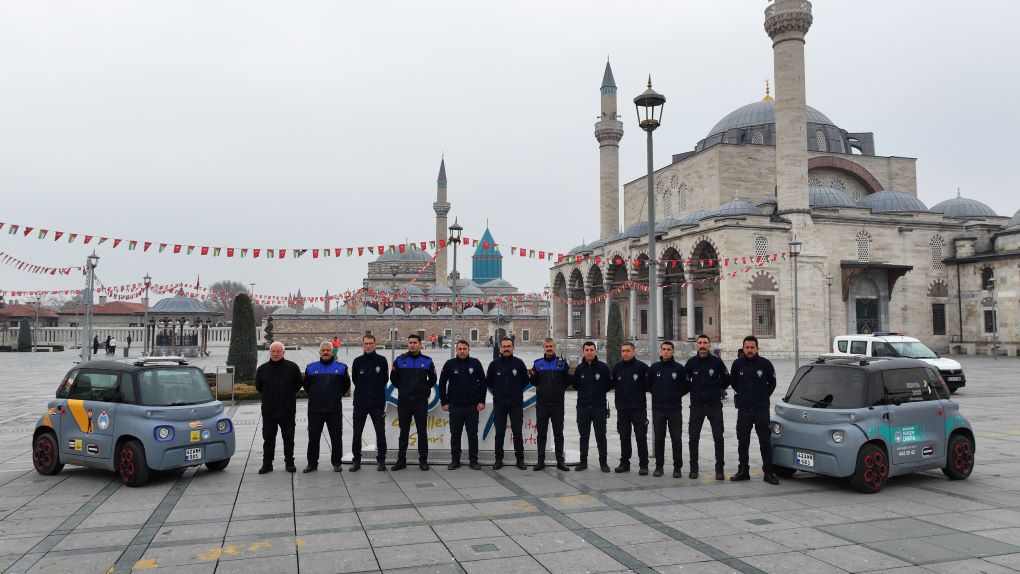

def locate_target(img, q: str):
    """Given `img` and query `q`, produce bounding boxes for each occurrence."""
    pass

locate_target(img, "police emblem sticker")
[512,369,517,376]
[375,366,381,373]
[672,372,677,380]
[469,367,474,374]
[757,370,763,377]
[453,370,459,375]
[202,429,211,440]
[595,374,600,380]
[632,374,638,381]
[97,411,110,431]
[709,369,714,376]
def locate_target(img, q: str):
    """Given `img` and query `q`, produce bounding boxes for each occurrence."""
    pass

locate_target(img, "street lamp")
[825,274,833,350]
[80,252,100,362]
[33,295,42,350]
[389,264,400,363]
[634,75,666,362]
[448,219,463,358]
[142,273,151,355]
[789,240,802,368]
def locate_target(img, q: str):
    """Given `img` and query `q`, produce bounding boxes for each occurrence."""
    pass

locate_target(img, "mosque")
[550,0,1020,357]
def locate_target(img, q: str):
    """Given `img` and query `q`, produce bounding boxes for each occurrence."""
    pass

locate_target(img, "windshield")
[887,342,938,359]
[784,365,866,409]
[137,368,214,406]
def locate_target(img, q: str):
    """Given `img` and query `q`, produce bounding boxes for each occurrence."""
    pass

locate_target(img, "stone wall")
[271,316,549,348]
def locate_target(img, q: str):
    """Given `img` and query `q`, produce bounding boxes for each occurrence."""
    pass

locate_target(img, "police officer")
[438,340,486,470]
[255,342,302,474]
[684,334,729,480]
[728,335,779,485]
[350,334,389,472]
[612,342,650,475]
[486,337,529,470]
[530,338,571,472]
[391,334,437,471]
[303,341,351,473]
[572,341,612,472]
[649,341,688,478]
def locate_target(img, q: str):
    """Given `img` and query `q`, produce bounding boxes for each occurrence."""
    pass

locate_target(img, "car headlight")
[771,422,782,435]
[831,430,845,443]
[154,426,175,442]
[216,419,232,434]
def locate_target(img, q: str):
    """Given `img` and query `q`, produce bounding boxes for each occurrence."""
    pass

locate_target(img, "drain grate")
[471,543,499,553]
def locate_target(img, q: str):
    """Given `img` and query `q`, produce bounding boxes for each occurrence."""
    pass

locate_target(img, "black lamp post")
[448,219,463,358]
[634,76,666,362]
[789,240,803,368]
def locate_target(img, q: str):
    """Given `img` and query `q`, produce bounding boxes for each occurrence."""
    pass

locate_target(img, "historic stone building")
[551,0,1020,357]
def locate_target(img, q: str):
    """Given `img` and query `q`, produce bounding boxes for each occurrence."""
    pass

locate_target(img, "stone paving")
[1,349,1019,573]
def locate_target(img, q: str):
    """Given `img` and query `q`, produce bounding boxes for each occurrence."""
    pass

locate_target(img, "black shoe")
[672,470,682,479]
[258,465,273,475]
[689,470,699,479]
[469,462,482,470]
[653,467,664,477]
[286,463,296,473]
[350,461,361,472]
[556,462,570,472]
[600,462,611,473]
[729,470,750,481]
[493,460,504,470]
[377,462,387,471]
[533,462,546,471]
[763,472,780,485]
[333,465,342,472]
[302,466,317,473]
[515,460,527,470]
[575,461,588,472]
[447,461,461,470]
[614,464,630,473]
[419,462,429,471]
[715,471,725,481]
[391,460,407,471]
[639,466,649,476]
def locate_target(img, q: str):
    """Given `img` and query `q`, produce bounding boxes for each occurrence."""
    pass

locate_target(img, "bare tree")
[206,280,278,323]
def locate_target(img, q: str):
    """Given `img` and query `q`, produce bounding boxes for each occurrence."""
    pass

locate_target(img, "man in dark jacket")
[727,335,779,485]
[530,338,571,472]
[612,342,650,475]
[649,341,688,478]
[303,341,351,473]
[350,334,389,472]
[685,334,729,480]
[438,340,486,470]
[486,337,530,470]
[391,334,437,471]
[255,342,302,474]
[572,341,612,472]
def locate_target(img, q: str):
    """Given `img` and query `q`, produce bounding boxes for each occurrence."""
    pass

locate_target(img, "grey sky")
[1,0,1017,304]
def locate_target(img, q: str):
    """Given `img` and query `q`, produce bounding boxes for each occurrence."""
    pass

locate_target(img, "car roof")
[71,359,197,373]
[835,334,920,343]
[807,357,933,372]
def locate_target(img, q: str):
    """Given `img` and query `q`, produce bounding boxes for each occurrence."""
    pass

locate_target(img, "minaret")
[765,0,813,216]
[595,61,624,240]
[433,158,451,286]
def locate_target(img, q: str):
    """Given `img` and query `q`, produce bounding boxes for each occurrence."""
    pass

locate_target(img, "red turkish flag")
[226,248,234,257]
[335,248,342,257]
[113,239,122,248]
[173,244,182,254]
[84,235,93,244]
[144,242,152,252]
[201,246,209,255]
[253,249,260,258]
[312,249,319,259]
[279,249,286,259]
[358,247,364,256]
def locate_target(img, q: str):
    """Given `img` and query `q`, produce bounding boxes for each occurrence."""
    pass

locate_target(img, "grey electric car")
[770,355,974,493]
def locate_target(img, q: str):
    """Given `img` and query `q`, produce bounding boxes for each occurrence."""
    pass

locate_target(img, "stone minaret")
[433,158,450,286]
[765,0,813,216]
[594,61,624,240]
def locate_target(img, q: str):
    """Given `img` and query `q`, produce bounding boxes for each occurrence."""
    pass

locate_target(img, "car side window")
[118,373,137,404]
[849,341,867,355]
[872,342,894,357]
[866,373,886,406]
[837,341,848,352]
[68,371,120,402]
[925,368,951,400]
[883,368,935,404]
[57,369,77,399]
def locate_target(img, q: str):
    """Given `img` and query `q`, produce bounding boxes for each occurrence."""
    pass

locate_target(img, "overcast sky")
[1,0,1017,304]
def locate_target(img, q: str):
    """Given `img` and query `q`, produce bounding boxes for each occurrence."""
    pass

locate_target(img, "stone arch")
[927,279,949,298]
[688,236,721,264]
[660,245,686,341]
[807,156,883,194]
[552,271,568,338]
[748,270,778,291]
[586,264,607,338]
[688,238,722,341]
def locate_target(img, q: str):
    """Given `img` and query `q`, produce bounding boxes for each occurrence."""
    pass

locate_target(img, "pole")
[81,257,97,362]
[142,281,150,355]
[793,253,800,369]
[390,270,397,364]
[645,129,658,362]
[825,276,833,350]
[34,295,40,351]
[450,239,459,359]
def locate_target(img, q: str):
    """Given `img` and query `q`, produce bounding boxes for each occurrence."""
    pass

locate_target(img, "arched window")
[663,189,673,218]
[930,236,945,271]
[856,231,871,263]
[754,236,768,259]
[981,267,995,291]
[678,182,688,213]
[752,131,764,145]
[816,130,827,152]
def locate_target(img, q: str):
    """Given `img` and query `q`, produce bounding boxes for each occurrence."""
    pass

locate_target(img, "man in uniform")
[649,341,688,478]
[255,341,302,474]
[391,334,437,471]
[728,335,780,485]
[303,341,351,473]
[486,337,530,470]
[350,334,389,472]
[685,334,729,480]
[438,340,486,470]
[530,338,571,472]
[612,342,650,475]
[572,341,612,472]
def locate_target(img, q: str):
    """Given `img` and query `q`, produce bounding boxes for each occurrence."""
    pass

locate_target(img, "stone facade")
[270,314,549,348]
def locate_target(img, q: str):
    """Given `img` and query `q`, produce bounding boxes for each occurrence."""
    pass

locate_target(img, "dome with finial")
[712,198,761,218]
[929,191,996,218]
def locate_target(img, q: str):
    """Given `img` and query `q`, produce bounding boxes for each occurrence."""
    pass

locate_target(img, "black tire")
[33,432,64,476]
[848,443,888,494]
[948,386,958,394]
[117,440,150,487]
[206,458,230,472]
[773,465,797,478]
[942,433,974,480]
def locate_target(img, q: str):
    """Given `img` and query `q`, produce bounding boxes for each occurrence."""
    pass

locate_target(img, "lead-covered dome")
[712,198,760,218]
[695,96,847,154]
[707,101,837,138]
[929,196,997,218]
[809,185,857,208]
[858,190,928,213]
[374,249,432,263]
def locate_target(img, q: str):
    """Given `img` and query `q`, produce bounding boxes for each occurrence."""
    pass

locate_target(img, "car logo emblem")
[191,409,198,416]
[801,411,809,420]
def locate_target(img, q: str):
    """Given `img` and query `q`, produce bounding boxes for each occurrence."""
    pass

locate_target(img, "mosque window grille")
[815,130,827,152]
[808,175,823,186]
[663,189,673,218]
[754,236,768,259]
[470,329,478,342]
[856,231,871,263]
[931,304,947,336]
[678,182,689,212]
[981,267,995,291]
[751,295,776,338]
[830,178,846,191]
[930,236,945,271]
[752,131,764,145]
[850,186,864,201]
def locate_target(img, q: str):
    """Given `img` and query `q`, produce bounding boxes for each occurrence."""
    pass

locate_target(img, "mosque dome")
[568,243,593,255]
[858,190,928,213]
[461,307,484,316]
[675,210,712,225]
[706,100,838,138]
[381,307,406,316]
[712,198,761,218]
[374,249,433,263]
[482,278,515,289]
[428,285,453,296]
[624,221,650,238]
[272,307,297,316]
[1004,209,1020,231]
[929,196,997,219]
[458,283,485,296]
[656,218,685,232]
[409,307,433,316]
[695,91,847,154]
[754,197,778,208]
[809,185,858,208]
[301,306,325,315]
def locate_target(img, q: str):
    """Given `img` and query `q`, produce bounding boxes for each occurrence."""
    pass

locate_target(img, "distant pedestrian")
[92,336,99,357]
[109,336,117,356]
[126,335,132,351]
[104,336,112,355]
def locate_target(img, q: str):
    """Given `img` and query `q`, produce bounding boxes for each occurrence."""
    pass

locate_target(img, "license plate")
[946,376,961,382]
[795,452,814,467]
[185,447,203,462]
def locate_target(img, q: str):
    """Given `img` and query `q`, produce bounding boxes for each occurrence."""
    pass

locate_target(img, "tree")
[17,318,32,352]
[226,293,257,381]
[206,280,279,323]
[606,299,624,369]
[264,316,274,345]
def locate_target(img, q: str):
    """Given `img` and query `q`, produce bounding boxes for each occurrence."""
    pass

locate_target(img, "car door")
[61,370,120,464]
[883,367,945,465]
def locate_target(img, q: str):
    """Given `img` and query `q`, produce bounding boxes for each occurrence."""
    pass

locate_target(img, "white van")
[832,334,966,393]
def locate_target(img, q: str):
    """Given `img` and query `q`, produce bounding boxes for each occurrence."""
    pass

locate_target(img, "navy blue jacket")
[572,357,613,410]
[391,352,437,405]
[684,354,730,405]
[255,358,302,418]
[351,352,389,408]
[649,357,689,410]
[486,355,530,407]
[438,356,486,407]
[530,355,571,405]
[612,358,650,411]
[728,354,777,410]
[303,359,351,413]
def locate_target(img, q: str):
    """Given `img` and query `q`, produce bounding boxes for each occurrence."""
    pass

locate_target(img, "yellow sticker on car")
[190,431,200,443]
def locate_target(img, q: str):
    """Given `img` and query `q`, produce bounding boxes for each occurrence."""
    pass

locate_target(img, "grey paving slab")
[741,551,849,574]
[564,509,642,528]
[211,553,297,573]
[510,531,593,555]
[445,535,528,562]
[298,547,379,573]
[618,540,713,567]
[373,540,455,570]
[492,515,568,535]
[297,530,371,553]
[367,525,439,547]
[924,532,1020,558]
[431,520,504,542]
[922,558,1018,573]
[805,544,912,572]
[24,550,122,574]
[700,533,794,558]
[531,547,629,573]
[590,524,673,545]
[867,538,969,565]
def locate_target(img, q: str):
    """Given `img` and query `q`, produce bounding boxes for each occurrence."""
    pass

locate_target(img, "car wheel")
[849,443,888,494]
[942,434,974,480]
[773,465,797,478]
[117,440,151,487]
[206,459,230,472]
[33,433,64,476]
[948,386,958,394]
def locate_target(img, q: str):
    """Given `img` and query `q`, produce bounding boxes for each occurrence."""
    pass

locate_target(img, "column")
[584,288,592,338]
[686,282,696,340]
[604,291,611,340]
[629,283,638,339]
[566,300,574,338]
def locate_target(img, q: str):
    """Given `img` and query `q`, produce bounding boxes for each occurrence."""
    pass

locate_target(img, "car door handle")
[882,413,890,421]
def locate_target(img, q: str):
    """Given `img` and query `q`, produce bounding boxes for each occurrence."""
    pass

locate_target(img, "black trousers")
[448,404,479,463]
[397,402,429,463]
[652,408,683,470]
[577,406,608,463]
[689,401,725,472]
[491,404,524,461]
[307,410,342,467]
[351,406,387,464]
[536,402,565,463]
[736,408,772,472]
[617,408,649,466]
[262,415,296,465]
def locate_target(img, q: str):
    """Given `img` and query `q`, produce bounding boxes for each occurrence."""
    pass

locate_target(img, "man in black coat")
[727,335,779,485]
[649,341,688,478]
[302,341,351,473]
[612,342,650,475]
[486,337,530,470]
[391,334,437,471]
[438,340,487,470]
[350,334,389,472]
[530,338,571,472]
[255,342,303,474]
[685,334,729,480]
[572,341,613,472]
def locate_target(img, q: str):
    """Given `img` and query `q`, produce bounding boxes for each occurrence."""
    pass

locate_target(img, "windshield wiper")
[799,394,833,408]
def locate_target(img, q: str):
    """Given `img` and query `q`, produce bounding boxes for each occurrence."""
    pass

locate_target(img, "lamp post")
[389,264,399,363]
[634,76,666,362]
[33,295,42,350]
[448,219,463,358]
[789,240,802,368]
[989,277,999,358]
[142,274,151,355]
[80,252,99,362]
[825,274,833,350]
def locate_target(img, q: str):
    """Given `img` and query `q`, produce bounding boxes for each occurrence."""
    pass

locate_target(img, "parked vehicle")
[832,333,965,393]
